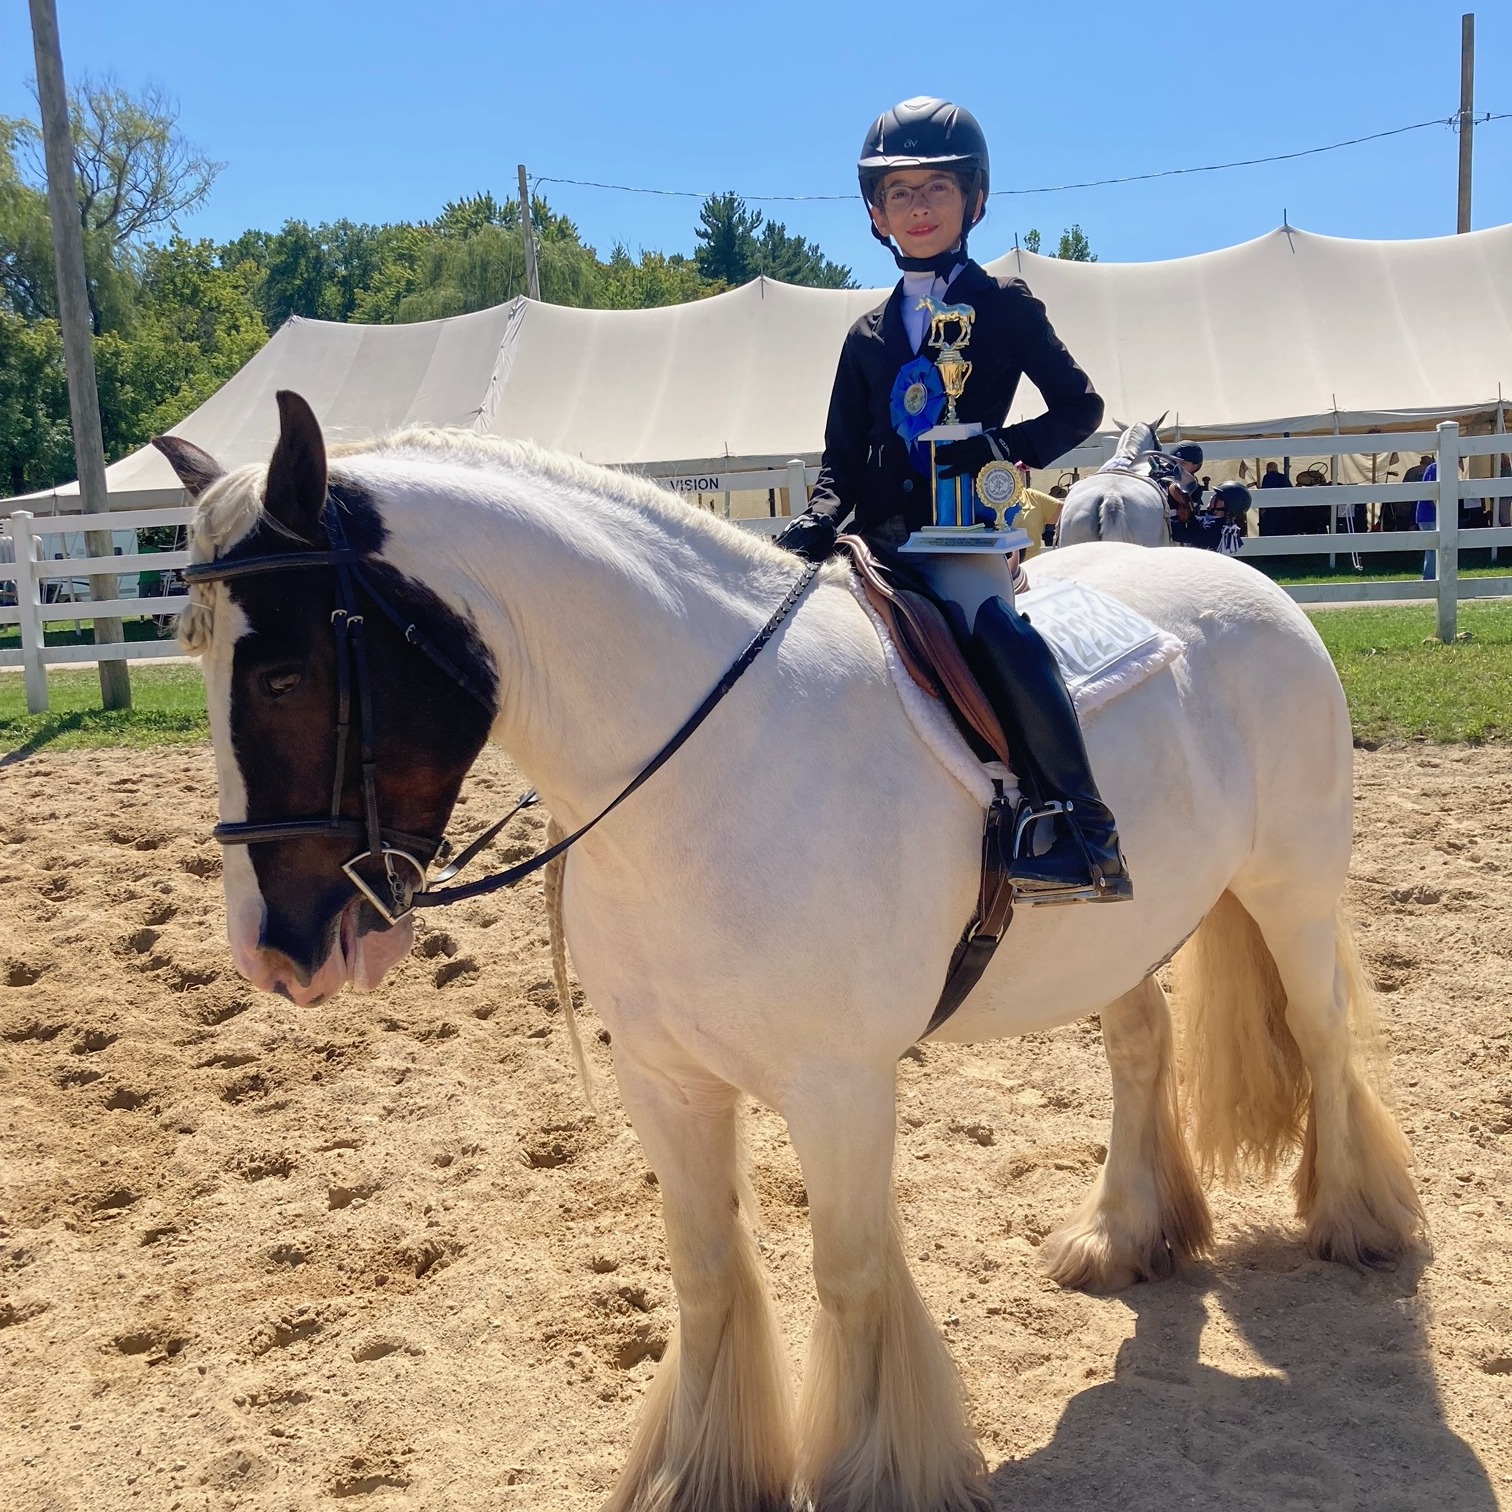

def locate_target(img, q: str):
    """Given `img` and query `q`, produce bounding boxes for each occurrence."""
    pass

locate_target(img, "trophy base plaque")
[898,534,1033,624]
[901,420,1030,555]
[897,526,1031,556]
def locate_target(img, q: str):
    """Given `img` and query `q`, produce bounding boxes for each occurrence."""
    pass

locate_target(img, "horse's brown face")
[157,394,496,1005]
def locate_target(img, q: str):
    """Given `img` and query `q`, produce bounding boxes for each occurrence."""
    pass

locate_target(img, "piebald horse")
[157,393,1421,1512]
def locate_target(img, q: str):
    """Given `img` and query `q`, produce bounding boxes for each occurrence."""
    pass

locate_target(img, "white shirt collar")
[900,264,965,353]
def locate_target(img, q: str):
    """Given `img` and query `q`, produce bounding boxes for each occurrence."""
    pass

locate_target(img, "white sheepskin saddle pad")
[850,573,1184,808]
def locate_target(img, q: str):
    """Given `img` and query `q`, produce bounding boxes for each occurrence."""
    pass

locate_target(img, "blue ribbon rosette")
[889,357,946,474]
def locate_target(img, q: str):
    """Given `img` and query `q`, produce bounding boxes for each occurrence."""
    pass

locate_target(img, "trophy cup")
[899,297,1030,558]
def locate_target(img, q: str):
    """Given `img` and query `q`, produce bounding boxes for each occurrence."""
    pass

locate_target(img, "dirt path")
[2,743,1508,1510]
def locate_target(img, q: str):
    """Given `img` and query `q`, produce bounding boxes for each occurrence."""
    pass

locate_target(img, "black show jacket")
[808,262,1104,540]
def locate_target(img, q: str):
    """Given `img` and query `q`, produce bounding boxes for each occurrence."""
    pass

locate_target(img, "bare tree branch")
[18,74,224,249]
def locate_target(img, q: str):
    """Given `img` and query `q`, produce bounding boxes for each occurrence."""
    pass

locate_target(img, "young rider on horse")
[775,97,1131,902]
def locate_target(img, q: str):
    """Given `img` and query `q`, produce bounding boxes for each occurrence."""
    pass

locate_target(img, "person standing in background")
[1417,459,1439,580]
[1258,460,1292,536]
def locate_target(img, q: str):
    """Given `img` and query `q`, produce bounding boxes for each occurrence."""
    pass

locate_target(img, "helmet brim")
[859,152,981,172]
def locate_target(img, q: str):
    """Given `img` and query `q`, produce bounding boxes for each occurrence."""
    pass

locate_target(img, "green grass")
[1254,551,1512,587]
[0,664,208,758]
[0,616,175,650]
[1307,601,1512,745]
[4,602,1510,757]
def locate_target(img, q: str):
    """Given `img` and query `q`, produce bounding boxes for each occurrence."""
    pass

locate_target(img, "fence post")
[784,458,808,518]
[12,511,49,713]
[1436,421,1460,643]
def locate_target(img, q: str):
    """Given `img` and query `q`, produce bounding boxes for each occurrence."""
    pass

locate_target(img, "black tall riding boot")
[968,596,1133,902]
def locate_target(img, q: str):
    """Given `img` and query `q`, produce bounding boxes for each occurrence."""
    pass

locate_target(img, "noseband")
[184,495,818,926]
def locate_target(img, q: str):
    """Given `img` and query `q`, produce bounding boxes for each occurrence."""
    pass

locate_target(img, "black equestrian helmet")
[1213,480,1252,512]
[858,97,990,213]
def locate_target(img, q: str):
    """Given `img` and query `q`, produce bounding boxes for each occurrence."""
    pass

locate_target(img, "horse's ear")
[265,391,327,541]
[1151,410,1169,435]
[151,435,225,498]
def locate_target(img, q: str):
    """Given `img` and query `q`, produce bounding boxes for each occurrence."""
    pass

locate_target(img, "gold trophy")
[901,297,1027,555]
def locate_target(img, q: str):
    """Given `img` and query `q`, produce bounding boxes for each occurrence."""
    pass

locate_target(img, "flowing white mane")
[179,426,793,655]
[345,427,791,570]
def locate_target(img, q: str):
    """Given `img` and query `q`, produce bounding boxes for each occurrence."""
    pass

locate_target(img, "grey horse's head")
[1108,412,1170,470]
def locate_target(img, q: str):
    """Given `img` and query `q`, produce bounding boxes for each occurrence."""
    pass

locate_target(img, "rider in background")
[1170,440,1203,478]
[776,97,1130,903]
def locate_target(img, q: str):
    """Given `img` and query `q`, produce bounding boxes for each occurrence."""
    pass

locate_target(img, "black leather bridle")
[184,497,819,926]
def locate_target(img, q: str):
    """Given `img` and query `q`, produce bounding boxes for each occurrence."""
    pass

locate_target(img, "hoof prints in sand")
[1,742,1509,1509]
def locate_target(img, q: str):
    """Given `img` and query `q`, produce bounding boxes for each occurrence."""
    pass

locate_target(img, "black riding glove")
[774,509,839,562]
[935,428,1012,481]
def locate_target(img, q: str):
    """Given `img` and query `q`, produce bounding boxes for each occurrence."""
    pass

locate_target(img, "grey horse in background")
[1055,417,1187,547]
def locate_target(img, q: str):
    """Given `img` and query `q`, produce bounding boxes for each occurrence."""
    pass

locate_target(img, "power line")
[1001,111,1510,196]
[532,110,1509,204]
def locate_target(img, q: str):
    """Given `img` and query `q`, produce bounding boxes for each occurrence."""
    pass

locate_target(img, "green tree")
[0,120,56,320]
[9,77,222,332]
[0,309,71,494]
[1021,225,1098,262]
[752,219,852,287]
[694,192,764,285]
[349,222,434,323]
[434,191,514,239]
[389,218,603,320]
[231,218,405,326]
[694,193,853,288]
[93,236,267,459]
[1054,224,1097,262]
[597,244,721,309]
[50,77,221,248]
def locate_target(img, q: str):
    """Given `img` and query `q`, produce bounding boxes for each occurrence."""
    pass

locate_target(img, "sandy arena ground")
[1,741,1509,1511]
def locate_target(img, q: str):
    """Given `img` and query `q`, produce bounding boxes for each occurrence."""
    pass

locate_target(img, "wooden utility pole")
[518,163,541,300]
[29,0,130,709]
[1457,12,1475,233]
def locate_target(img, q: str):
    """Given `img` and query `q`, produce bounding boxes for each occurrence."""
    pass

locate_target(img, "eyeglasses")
[879,178,962,213]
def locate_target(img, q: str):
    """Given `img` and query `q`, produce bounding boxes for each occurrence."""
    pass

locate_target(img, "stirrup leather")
[1007,799,1119,906]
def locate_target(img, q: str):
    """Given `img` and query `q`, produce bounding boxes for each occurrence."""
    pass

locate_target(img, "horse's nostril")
[273,981,293,1001]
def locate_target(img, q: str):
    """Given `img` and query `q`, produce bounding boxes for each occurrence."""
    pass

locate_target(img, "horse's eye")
[263,669,302,699]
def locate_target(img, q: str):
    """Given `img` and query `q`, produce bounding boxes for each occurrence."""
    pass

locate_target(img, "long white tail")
[1169,889,1309,1179]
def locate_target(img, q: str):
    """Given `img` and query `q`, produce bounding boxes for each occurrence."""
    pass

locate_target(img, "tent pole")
[29,0,130,710]
[518,163,541,301]
[1457,13,1475,234]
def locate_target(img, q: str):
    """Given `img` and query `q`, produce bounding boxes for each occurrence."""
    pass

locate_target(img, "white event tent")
[8,221,1510,514]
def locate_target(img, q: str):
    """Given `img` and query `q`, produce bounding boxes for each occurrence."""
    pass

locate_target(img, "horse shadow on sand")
[988,1232,1495,1512]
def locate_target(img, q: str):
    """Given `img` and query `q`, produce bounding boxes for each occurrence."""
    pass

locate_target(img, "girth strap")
[923,783,1015,1037]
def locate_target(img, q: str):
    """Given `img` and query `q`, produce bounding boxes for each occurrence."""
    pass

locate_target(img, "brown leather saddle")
[833,534,1017,1037]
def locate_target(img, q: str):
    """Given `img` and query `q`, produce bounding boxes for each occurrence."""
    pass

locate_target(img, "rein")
[184,496,819,924]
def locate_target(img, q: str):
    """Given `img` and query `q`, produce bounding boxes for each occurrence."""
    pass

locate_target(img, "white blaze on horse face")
[198,591,267,987]
[198,570,415,1003]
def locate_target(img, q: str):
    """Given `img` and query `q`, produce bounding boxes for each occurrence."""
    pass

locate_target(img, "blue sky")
[3,0,1508,279]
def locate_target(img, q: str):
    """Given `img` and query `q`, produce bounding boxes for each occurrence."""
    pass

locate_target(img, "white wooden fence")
[4,423,1510,714]
[1,504,198,712]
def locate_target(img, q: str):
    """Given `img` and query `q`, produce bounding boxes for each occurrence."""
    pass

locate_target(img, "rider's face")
[871,170,978,262]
